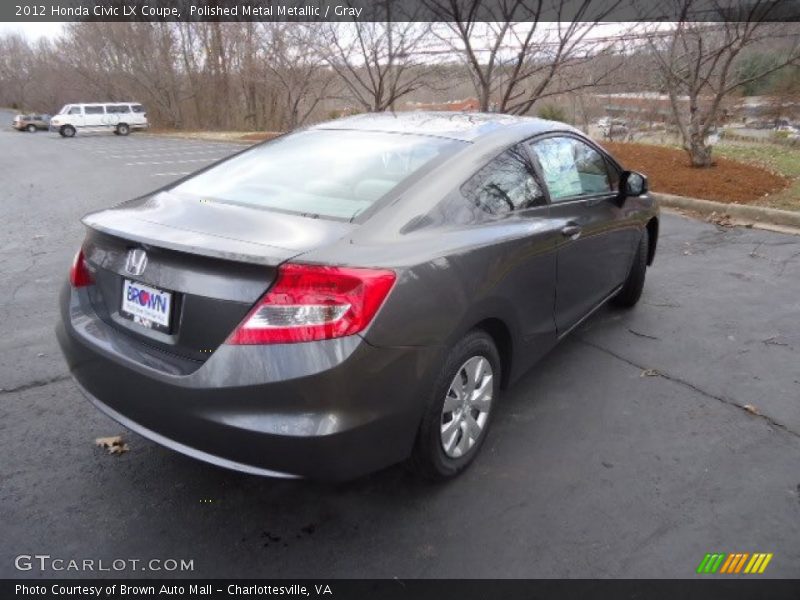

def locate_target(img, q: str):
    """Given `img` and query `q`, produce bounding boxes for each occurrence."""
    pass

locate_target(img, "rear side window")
[107,105,131,114]
[84,106,104,115]
[131,105,145,113]
[461,146,546,216]
[170,130,465,220]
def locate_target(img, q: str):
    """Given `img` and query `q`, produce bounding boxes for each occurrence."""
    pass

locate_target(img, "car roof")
[311,111,578,142]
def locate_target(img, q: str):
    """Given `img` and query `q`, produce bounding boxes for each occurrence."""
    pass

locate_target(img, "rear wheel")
[61,125,76,138]
[410,330,500,480]
[26,124,36,133]
[611,229,648,308]
[116,123,130,136]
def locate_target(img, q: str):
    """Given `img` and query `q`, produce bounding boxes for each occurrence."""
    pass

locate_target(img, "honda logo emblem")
[125,248,148,277]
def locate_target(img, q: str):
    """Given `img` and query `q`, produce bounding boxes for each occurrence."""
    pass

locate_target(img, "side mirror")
[622,171,648,196]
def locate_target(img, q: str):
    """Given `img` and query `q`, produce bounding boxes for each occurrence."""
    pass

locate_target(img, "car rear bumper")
[57,283,439,481]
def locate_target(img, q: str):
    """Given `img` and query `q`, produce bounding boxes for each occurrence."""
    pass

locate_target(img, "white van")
[49,102,148,137]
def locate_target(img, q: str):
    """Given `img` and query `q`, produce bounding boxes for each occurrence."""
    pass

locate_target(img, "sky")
[0,20,639,41]
[0,22,65,39]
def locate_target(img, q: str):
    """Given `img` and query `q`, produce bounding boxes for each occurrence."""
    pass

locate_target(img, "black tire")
[409,329,501,480]
[116,123,130,136]
[26,124,37,133]
[61,125,76,138]
[611,229,648,308]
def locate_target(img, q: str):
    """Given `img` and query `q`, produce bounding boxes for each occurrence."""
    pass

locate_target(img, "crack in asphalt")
[0,373,71,394]
[776,250,800,277]
[576,337,800,441]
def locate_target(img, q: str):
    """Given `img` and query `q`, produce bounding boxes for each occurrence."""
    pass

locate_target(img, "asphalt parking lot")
[2,110,799,579]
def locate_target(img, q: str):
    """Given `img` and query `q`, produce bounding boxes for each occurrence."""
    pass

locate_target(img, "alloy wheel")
[440,355,493,458]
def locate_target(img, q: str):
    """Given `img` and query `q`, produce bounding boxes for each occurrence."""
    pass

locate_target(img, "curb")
[652,192,800,229]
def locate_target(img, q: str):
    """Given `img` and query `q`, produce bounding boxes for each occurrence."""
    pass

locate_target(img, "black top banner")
[5,579,800,600]
[4,0,800,22]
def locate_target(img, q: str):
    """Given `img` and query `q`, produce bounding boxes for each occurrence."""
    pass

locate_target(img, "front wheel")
[611,229,648,308]
[410,330,500,480]
[26,124,37,133]
[61,125,76,138]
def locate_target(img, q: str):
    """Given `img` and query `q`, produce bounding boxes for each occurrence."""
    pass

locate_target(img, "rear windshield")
[170,129,465,220]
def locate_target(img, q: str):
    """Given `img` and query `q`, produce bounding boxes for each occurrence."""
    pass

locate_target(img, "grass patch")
[715,143,800,211]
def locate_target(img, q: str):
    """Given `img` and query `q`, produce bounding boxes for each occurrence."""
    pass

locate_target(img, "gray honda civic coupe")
[57,112,658,481]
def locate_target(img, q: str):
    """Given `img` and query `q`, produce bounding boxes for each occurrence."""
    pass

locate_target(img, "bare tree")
[316,4,435,112]
[647,0,800,167]
[425,0,624,114]
[263,24,337,130]
[0,34,37,109]
[58,22,190,127]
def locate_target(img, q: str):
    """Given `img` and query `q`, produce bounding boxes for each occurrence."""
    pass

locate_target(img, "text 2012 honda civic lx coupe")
[57,112,658,481]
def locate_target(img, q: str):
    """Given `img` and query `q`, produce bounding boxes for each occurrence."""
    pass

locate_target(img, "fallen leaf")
[641,369,661,377]
[706,212,734,227]
[743,404,760,416]
[95,435,129,455]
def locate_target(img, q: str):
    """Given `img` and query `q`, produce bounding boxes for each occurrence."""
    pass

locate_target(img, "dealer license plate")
[120,279,173,331]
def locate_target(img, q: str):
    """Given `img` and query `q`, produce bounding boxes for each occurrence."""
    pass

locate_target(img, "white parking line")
[72,140,241,156]
[110,150,230,159]
[102,144,231,153]
[151,172,191,176]
[125,158,217,166]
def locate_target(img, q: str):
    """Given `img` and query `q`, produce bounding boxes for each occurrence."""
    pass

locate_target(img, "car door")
[67,105,85,129]
[116,104,132,125]
[456,145,560,372]
[527,134,636,335]
[131,104,146,127]
[83,105,105,129]
[105,104,120,127]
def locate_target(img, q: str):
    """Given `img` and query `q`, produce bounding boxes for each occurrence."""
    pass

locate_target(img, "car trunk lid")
[80,192,356,363]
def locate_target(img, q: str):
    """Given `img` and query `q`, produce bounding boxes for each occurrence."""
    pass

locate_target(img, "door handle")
[561,224,582,239]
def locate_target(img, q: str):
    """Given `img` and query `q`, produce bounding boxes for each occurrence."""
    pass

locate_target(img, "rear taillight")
[227,263,396,345]
[69,249,94,287]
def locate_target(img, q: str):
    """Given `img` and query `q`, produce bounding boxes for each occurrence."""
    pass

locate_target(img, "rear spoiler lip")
[82,213,298,267]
